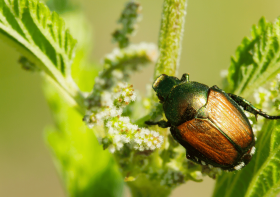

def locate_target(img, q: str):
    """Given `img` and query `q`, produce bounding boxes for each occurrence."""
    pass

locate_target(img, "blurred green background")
[1,0,280,196]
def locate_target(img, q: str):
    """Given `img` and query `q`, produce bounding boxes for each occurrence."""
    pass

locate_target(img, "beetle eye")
[157,94,165,102]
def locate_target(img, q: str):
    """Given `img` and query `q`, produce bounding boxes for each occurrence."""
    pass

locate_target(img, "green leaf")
[227,17,280,98]
[44,82,124,197]
[212,120,280,197]
[0,0,84,108]
[0,0,76,75]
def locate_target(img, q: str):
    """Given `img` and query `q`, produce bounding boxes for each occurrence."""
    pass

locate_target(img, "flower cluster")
[102,42,158,73]
[96,42,158,92]
[106,116,164,153]
[112,1,142,48]
[84,82,164,153]
[86,42,158,109]
[84,83,135,125]
[112,83,136,107]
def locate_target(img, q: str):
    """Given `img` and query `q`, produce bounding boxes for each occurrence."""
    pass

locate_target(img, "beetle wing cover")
[177,119,238,165]
[206,89,254,149]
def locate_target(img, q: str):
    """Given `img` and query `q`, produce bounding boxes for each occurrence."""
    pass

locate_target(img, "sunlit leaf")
[0,0,79,98]
[227,17,280,98]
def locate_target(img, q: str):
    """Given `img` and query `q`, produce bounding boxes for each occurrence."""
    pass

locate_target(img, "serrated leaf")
[0,0,77,92]
[212,120,280,197]
[227,17,280,98]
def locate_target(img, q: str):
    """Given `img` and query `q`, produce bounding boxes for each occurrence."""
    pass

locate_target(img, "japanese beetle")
[146,73,280,171]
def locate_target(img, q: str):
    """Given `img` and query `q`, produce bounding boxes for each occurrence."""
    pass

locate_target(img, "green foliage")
[0,0,83,109]
[2,0,280,196]
[0,0,76,75]
[228,17,280,98]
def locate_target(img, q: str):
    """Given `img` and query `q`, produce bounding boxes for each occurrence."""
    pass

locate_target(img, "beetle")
[145,73,280,171]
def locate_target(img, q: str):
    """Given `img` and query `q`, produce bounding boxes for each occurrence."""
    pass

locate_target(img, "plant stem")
[154,0,188,79]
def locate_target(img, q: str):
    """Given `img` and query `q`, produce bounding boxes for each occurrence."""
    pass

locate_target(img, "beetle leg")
[145,120,171,128]
[228,93,280,120]
[180,73,189,82]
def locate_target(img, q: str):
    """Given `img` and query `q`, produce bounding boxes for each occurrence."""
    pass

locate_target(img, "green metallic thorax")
[152,74,209,126]
[163,82,209,126]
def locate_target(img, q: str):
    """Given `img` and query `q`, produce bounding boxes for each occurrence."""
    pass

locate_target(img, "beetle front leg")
[145,120,171,128]
[228,93,280,120]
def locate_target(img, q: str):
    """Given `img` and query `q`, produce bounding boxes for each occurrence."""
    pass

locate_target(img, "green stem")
[154,0,187,79]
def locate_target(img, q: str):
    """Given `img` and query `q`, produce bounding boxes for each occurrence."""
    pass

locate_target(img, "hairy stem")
[154,0,187,79]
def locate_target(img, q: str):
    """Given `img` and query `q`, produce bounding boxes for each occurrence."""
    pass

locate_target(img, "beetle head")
[152,74,181,103]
